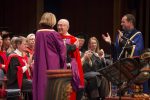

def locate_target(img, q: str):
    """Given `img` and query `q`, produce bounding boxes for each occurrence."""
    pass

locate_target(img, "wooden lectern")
[45,69,73,100]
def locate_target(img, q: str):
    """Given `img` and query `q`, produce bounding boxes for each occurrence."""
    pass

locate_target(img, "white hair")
[58,19,70,28]
[27,33,35,39]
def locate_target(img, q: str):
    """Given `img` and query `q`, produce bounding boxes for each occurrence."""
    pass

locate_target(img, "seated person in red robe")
[0,34,7,86]
[6,36,32,91]
[26,33,35,58]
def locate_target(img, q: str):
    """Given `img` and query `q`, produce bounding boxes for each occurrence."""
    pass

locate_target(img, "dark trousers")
[22,79,32,100]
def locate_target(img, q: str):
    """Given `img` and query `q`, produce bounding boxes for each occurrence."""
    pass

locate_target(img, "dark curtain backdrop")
[44,0,114,53]
[121,0,150,48]
[0,0,149,52]
[0,0,36,36]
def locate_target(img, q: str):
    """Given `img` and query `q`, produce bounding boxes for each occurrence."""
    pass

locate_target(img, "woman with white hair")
[26,33,35,57]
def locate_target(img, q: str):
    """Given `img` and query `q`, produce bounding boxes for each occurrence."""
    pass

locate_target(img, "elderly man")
[57,19,84,100]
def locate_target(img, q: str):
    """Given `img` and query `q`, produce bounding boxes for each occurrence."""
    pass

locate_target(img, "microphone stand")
[118,40,128,60]
[117,40,129,100]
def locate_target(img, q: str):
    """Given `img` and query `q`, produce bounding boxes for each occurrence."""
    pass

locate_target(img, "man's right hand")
[102,33,111,45]
[118,30,123,42]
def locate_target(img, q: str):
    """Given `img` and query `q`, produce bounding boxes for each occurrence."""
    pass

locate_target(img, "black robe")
[83,53,110,99]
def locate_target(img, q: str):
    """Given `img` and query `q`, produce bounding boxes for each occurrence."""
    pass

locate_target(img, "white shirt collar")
[14,49,22,57]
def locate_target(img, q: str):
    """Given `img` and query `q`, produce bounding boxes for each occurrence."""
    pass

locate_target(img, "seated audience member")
[26,33,35,58]
[1,31,11,53]
[7,36,18,54]
[0,34,7,85]
[76,33,88,56]
[82,37,110,99]
[26,33,35,71]
[6,36,32,91]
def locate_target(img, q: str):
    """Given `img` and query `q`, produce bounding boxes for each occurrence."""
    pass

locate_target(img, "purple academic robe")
[33,29,66,100]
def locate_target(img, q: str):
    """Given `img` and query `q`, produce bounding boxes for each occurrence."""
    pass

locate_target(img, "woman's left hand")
[98,49,105,59]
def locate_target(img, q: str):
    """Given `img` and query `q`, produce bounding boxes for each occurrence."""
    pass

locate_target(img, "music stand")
[98,58,141,95]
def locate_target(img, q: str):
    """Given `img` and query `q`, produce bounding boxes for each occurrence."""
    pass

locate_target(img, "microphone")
[121,36,136,45]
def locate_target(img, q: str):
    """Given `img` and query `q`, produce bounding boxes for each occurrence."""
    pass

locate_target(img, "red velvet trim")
[17,55,31,80]
[69,90,76,100]
[61,35,85,87]
[0,51,7,72]
[17,66,23,89]
[0,51,7,64]
[22,56,31,79]
[73,48,84,87]
[61,34,77,44]
[0,64,2,69]
[26,47,34,55]
[0,89,6,97]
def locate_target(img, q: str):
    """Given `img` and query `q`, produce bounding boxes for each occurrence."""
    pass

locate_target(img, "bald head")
[58,19,69,27]
[57,19,70,35]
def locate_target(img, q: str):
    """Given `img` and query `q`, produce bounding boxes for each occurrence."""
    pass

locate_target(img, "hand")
[83,50,92,60]
[87,50,93,58]
[102,33,111,44]
[118,30,123,42]
[74,39,79,48]
[81,51,89,64]
[26,64,30,68]
[98,49,105,58]
[28,54,33,66]
[1,64,5,69]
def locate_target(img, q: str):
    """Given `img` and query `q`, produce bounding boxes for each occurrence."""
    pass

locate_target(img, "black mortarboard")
[75,32,89,40]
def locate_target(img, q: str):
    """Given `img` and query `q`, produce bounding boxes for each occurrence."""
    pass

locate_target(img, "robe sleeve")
[70,36,84,89]
[48,33,66,69]
[73,48,84,88]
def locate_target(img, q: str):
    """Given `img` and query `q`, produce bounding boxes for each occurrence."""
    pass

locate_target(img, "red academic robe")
[61,34,84,100]
[25,47,34,57]
[6,53,31,89]
[0,51,7,70]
